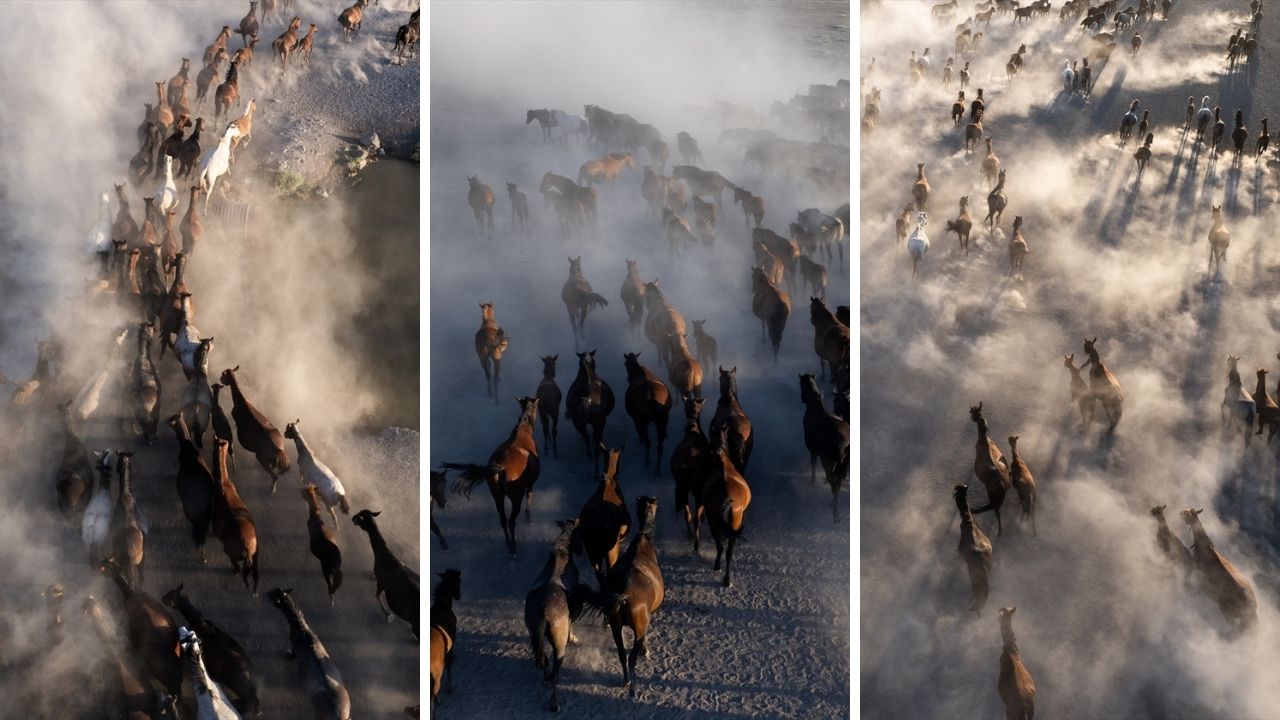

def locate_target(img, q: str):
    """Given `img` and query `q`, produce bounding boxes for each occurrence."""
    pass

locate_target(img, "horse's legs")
[654,418,667,477]
[628,613,650,697]
[722,536,737,588]
[712,530,724,570]
[508,491,524,554]
[548,642,565,712]
[810,453,818,486]
[609,619,629,686]
[492,492,511,551]
[493,358,502,401]
[634,418,651,467]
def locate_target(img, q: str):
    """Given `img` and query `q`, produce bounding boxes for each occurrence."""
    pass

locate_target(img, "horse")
[267,589,352,720]
[996,608,1037,719]
[810,297,850,388]
[176,117,205,179]
[578,152,634,187]
[507,183,529,232]
[209,383,235,470]
[180,186,202,257]
[1081,337,1124,432]
[602,496,664,698]
[210,439,260,593]
[800,374,849,523]
[526,109,558,143]
[751,266,791,361]
[911,162,930,210]
[579,445,633,586]
[84,190,110,268]
[1211,107,1226,153]
[701,366,755,485]
[676,131,703,165]
[984,169,1007,227]
[1257,118,1270,157]
[286,420,351,529]
[196,49,227,106]
[544,188,585,237]
[1255,368,1280,441]
[1062,59,1075,92]
[951,91,966,126]
[352,509,420,640]
[1180,509,1258,634]
[467,177,495,235]
[642,280,687,367]
[562,256,610,346]
[965,114,983,154]
[662,208,697,256]
[229,100,257,162]
[272,16,303,66]
[670,397,712,554]
[111,451,148,587]
[1196,97,1213,141]
[953,484,992,613]
[624,353,672,473]
[968,402,1011,536]
[100,556,183,699]
[430,471,449,549]
[566,350,616,470]
[647,140,669,173]
[445,397,541,556]
[945,196,974,255]
[1209,204,1230,273]
[621,259,646,331]
[338,0,369,42]
[198,125,240,212]
[704,426,752,587]
[536,356,562,457]
[1008,216,1030,279]
[161,585,259,717]
[523,518,602,712]
[54,404,95,524]
[430,570,461,712]
[130,322,161,444]
[83,593,166,720]
[168,414,214,563]
[213,59,241,123]
[1232,109,1249,162]
[667,331,703,401]
[907,211,930,279]
[237,2,259,48]
[178,629,242,720]
[690,320,718,371]
[671,165,734,212]
[1119,100,1140,147]
[474,303,509,399]
[179,332,213,451]
[1134,133,1154,176]
[1222,355,1256,446]
[219,366,290,493]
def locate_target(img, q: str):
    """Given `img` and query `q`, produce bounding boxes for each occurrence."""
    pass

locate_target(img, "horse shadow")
[1087,66,1129,127]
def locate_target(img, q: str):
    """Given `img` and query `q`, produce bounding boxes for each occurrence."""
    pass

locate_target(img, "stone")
[362,131,381,150]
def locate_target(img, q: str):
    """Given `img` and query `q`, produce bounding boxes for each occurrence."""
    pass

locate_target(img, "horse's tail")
[585,292,609,311]
[835,444,850,483]
[570,583,611,620]
[944,219,961,236]
[192,514,210,549]
[970,500,995,514]
[577,166,588,184]
[329,566,344,596]
[767,305,787,353]
[440,462,499,497]
[339,494,351,514]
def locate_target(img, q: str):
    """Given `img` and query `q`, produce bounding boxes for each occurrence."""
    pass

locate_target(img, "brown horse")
[507,183,529,232]
[1254,368,1280,440]
[984,168,1007,228]
[99,557,183,699]
[624,352,672,472]
[1064,353,1094,429]
[911,162,930,210]
[945,195,974,255]
[997,607,1036,718]
[1008,215,1030,278]
[671,397,711,553]
[338,0,369,42]
[810,297,849,388]
[732,186,765,227]
[445,397,541,556]
[662,208,697,256]
[562,256,610,346]
[704,426,752,587]
[302,483,343,605]
[219,366,290,493]
[474,303,509,400]
[210,439,260,593]
[272,16,303,66]
[798,254,828,299]
[1007,435,1036,536]
[969,402,1011,536]
[954,485,992,614]
[754,240,785,288]
[752,227,800,291]
[196,48,227,106]
[1080,337,1123,432]
[708,366,752,475]
[752,266,791,361]
[214,59,241,123]
[1180,508,1257,634]
[642,280,687,367]
[180,187,202,255]
[467,176,495,235]
[667,331,703,401]
[603,496,664,698]
[84,592,162,719]
[430,569,461,712]
[54,403,95,523]
[204,25,233,66]
[982,138,1001,187]
[111,452,147,586]
[800,374,849,523]
[536,355,562,457]
[579,445,632,585]
[691,319,717,369]
[578,152,634,187]
[621,259,646,330]
[237,2,259,48]
[566,350,616,470]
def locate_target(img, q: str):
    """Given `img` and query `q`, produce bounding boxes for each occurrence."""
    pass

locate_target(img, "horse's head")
[436,569,462,601]
[568,256,582,274]
[1179,507,1204,526]
[1083,336,1098,356]
[799,373,821,404]
[1064,353,1076,369]
[478,302,493,319]
[160,583,187,609]
[1228,354,1240,369]
[267,587,295,610]
[969,402,984,422]
[684,395,705,423]
[525,109,535,124]
[218,366,238,385]
[623,352,642,374]
[351,509,380,532]
[284,419,301,440]
[552,518,583,555]
[1150,504,1167,518]
[719,366,738,398]
[541,355,557,375]
[916,211,928,227]
[517,395,540,421]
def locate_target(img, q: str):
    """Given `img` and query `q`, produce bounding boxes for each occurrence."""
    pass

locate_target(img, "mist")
[431,1,849,716]
[861,2,1280,719]
[0,1,419,717]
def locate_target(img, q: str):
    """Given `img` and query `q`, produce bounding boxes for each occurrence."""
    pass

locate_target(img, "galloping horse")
[602,496,664,698]
[566,350,616,471]
[704,426,752,588]
[623,352,672,473]
[474,303,509,400]
[561,257,609,346]
[445,397,541,556]
[1081,337,1124,432]
[578,152,634,188]
[709,366,753,474]
[1208,204,1230,272]
[467,177,495,235]
[907,211,929,279]
[642,280,687,367]
[578,445,632,585]
[800,374,850,524]
[751,267,791,361]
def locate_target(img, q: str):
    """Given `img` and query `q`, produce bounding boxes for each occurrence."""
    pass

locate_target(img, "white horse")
[284,420,350,529]
[198,125,241,212]
[82,450,116,563]
[173,293,203,380]
[71,328,129,423]
[1061,60,1075,93]
[1196,96,1214,138]
[179,628,244,720]
[86,191,112,257]
[907,211,930,280]
[155,155,179,215]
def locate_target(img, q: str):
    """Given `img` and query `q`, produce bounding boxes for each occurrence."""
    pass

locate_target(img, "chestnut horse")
[561,256,610,346]
[445,397,541,556]
[704,426,752,587]
[752,266,791,361]
[219,366,289,493]
[578,445,632,586]
[602,496,664,698]
[709,366,753,474]
[623,352,672,473]
[667,331,703,401]
[467,177,495,235]
[474,303,509,400]
[210,439,260,593]
[578,152,635,187]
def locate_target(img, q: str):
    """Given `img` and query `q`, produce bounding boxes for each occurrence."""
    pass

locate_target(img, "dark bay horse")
[536,355,562,456]
[602,496,664,698]
[670,397,711,554]
[561,256,609,347]
[704,427,752,587]
[578,445,632,586]
[623,352,672,473]
[445,396,540,556]
[800,374,850,523]
[709,366,753,474]
[566,350,616,471]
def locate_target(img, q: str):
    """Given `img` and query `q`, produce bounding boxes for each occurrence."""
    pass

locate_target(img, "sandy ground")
[0,1,420,718]
[429,2,849,716]
[861,1,1280,718]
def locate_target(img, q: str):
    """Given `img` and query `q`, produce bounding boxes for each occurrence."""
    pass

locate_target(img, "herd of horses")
[434,83,851,711]
[2,3,424,719]
[866,0,1275,717]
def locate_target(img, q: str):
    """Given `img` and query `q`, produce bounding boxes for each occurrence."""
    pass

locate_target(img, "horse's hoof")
[722,578,733,588]
[366,572,377,581]
[386,614,394,624]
